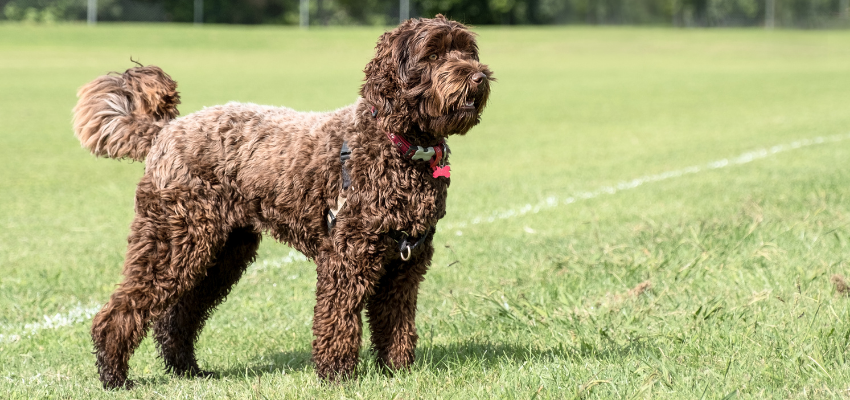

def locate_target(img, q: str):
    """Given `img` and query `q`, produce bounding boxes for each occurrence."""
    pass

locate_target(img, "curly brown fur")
[73,66,179,161]
[74,15,491,390]
[153,227,260,378]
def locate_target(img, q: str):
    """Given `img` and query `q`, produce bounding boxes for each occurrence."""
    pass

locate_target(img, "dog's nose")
[470,72,486,85]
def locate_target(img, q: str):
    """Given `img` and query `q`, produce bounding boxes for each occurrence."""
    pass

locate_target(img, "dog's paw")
[316,357,358,383]
[103,378,135,390]
[176,367,217,379]
[188,369,217,379]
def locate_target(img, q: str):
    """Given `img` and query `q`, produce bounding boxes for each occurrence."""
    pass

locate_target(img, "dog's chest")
[388,171,447,229]
[351,156,449,236]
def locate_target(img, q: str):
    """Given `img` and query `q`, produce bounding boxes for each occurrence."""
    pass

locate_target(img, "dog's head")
[361,15,493,141]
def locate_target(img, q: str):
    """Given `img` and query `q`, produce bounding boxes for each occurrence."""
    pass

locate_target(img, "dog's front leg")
[365,242,432,372]
[311,246,381,381]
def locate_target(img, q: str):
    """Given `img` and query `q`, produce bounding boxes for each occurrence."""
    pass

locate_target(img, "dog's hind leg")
[153,227,261,378]
[366,243,433,372]
[91,184,228,390]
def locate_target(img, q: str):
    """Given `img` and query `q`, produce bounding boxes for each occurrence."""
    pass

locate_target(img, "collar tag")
[429,145,450,178]
[411,146,436,161]
[432,165,451,178]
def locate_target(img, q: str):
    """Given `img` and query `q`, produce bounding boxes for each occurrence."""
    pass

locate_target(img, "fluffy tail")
[72,66,180,161]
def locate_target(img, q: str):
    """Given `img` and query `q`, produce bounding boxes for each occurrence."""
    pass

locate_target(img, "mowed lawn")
[1,22,850,398]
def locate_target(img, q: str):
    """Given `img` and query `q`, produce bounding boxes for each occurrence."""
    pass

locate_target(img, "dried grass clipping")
[831,274,850,297]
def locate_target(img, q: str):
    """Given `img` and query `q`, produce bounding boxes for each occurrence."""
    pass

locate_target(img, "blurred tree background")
[1,0,848,27]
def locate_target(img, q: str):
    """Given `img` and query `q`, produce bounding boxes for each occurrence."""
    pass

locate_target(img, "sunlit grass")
[1,23,849,398]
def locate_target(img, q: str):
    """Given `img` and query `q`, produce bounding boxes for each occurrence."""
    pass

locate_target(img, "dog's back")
[144,102,347,192]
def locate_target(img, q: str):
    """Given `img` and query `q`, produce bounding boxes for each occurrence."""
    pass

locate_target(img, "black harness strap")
[326,141,351,232]
[339,141,351,190]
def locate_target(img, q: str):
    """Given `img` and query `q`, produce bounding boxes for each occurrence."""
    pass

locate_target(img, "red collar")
[371,106,451,178]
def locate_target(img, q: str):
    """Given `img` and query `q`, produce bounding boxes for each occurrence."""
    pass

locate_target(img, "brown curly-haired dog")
[72,15,492,389]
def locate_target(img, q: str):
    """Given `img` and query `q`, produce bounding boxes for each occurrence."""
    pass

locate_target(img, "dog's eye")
[428,54,437,61]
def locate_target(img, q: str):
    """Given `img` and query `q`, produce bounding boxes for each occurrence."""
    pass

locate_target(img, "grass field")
[1,22,850,398]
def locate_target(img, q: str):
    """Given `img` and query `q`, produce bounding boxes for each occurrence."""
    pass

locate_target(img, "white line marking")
[0,251,311,344]
[3,133,847,342]
[0,304,101,343]
[443,133,850,232]
[247,250,308,274]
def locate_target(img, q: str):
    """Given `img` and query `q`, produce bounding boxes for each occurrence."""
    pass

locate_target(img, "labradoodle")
[72,15,492,389]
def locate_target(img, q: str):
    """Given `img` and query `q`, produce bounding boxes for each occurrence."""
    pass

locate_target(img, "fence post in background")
[87,0,96,25]
[317,0,324,25]
[400,0,409,23]
[194,0,203,25]
[765,0,775,29]
[670,0,677,27]
[841,0,849,19]
[300,0,309,28]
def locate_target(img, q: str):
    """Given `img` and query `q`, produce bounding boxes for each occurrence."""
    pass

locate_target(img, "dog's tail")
[72,65,180,161]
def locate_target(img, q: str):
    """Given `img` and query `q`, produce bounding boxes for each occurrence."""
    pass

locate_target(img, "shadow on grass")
[215,348,314,379]
[129,349,313,388]
[416,337,659,371]
[137,335,658,385]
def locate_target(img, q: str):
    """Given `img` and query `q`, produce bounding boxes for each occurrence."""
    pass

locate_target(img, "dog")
[72,15,492,389]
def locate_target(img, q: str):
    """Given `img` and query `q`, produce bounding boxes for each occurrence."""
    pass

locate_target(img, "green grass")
[1,23,850,398]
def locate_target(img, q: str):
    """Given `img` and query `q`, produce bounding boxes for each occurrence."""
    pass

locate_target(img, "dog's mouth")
[456,94,483,113]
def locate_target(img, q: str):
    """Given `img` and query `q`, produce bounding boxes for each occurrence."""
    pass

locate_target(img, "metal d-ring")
[400,245,412,261]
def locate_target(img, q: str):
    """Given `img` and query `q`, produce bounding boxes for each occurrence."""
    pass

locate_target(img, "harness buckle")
[400,245,412,261]
[389,228,432,261]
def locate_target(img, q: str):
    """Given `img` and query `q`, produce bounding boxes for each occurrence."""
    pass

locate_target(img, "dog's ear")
[390,27,417,83]
[361,20,417,118]
[361,32,395,118]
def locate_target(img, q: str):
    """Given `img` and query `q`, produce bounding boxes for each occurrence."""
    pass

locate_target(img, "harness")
[326,110,448,261]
